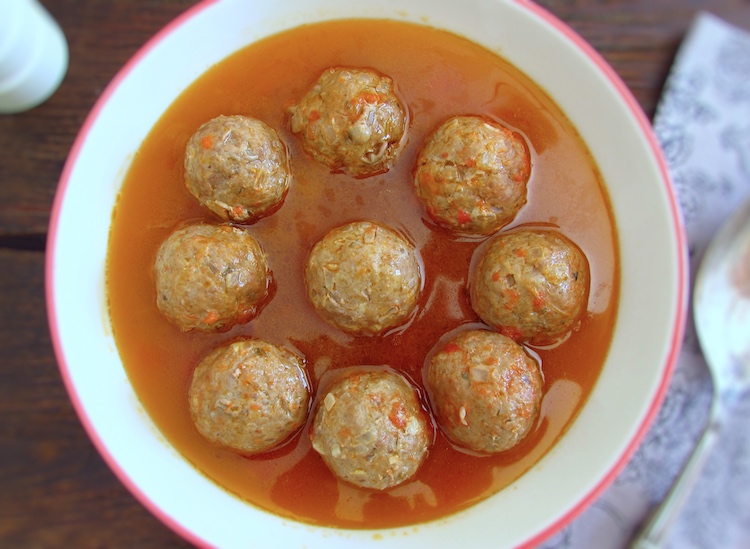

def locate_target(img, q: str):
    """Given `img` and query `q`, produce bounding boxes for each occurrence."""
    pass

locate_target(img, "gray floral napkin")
[540,12,750,549]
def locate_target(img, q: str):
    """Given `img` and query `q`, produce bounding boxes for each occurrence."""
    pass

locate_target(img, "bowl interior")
[47,0,686,547]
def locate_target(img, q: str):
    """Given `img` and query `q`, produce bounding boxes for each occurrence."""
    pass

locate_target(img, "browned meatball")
[304,221,422,335]
[470,229,590,345]
[184,115,290,222]
[290,67,408,177]
[189,339,309,454]
[425,329,543,454]
[310,369,430,490]
[414,116,531,235]
[154,223,271,332]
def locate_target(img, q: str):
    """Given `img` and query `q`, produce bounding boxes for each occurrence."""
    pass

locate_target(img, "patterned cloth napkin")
[540,12,750,549]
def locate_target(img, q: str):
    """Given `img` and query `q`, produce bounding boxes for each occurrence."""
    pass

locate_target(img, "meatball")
[290,67,408,177]
[189,339,309,454]
[414,115,531,235]
[310,369,430,490]
[154,223,271,332]
[304,221,422,335]
[470,229,590,345]
[184,115,290,222]
[425,329,543,454]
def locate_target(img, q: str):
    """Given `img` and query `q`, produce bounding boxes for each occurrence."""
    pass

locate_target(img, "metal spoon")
[631,197,750,549]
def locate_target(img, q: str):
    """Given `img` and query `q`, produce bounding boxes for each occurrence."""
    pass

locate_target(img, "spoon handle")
[629,416,721,549]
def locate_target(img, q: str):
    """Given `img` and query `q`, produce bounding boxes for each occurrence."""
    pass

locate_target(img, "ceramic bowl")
[47,0,687,547]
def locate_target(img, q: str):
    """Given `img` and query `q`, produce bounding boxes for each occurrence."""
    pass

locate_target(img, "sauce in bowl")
[106,18,618,529]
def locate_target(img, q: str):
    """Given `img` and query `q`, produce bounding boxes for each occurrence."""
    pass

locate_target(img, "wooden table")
[2,1,749,547]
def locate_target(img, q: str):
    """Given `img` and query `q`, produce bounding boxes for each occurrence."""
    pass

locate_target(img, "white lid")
[0,0,68,114]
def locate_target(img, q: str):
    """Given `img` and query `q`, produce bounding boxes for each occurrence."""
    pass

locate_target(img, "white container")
[0,0,68,114]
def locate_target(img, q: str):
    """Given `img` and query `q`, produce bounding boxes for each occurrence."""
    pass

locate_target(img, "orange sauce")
[106,19,619,529]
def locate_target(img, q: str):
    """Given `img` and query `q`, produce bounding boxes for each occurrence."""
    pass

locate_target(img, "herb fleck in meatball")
[154,223,271,332]
[304,221,422,335]
[470,229,590,344]
[290,67,408,177]
[189,339,309,454]
[414,115,531,235]
[311,369,430,490]
[426,329,543,454]
[184,115,290,222]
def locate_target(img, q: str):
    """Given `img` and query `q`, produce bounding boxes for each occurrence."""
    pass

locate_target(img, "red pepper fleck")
[533,294,546,311]
[202,310,219,325]
[201,135,214,149]
[498,325,523,341]
[464,157,476,168]
[444,342,462,353]
[389,401,407,429]
[419,170,433,185]
[308,110,320,123]
[457,209,471,225]
[503,289,520,309]
[349,92,380,108]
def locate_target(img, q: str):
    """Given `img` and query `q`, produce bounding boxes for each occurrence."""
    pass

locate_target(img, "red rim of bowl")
[45,1,688,548]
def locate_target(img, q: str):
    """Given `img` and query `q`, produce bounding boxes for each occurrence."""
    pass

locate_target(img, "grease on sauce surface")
[107,19,619,529]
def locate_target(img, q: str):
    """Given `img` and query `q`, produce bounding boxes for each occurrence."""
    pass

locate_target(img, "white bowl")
[46,0,687,547]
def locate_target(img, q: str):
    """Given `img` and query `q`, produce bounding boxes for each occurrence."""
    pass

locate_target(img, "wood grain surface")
[2,1,749,547]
